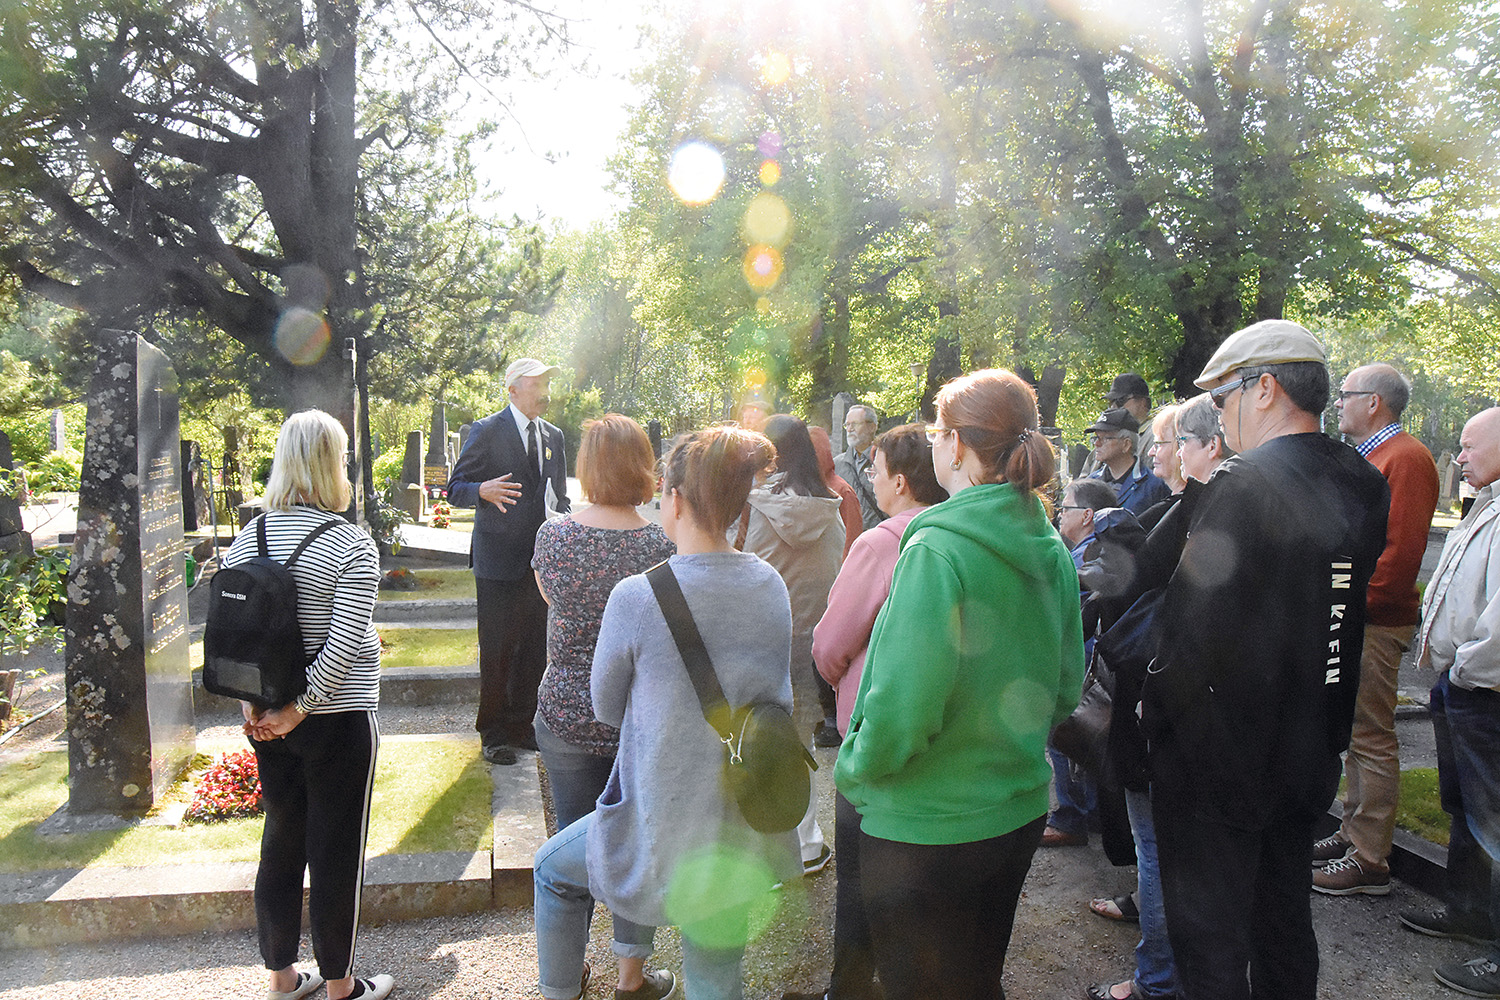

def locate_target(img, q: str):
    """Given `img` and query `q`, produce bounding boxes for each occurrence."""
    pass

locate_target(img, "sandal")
[1088,891,1140,923]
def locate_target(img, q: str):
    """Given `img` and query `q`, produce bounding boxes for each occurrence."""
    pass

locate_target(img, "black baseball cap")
[1084,408,1141,435]
[1104,373,1150,403]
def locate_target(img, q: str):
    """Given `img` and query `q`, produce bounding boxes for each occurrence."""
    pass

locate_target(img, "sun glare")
[668,141,727,205]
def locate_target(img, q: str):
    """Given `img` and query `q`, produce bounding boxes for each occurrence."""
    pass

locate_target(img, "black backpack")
[203,514,342,709]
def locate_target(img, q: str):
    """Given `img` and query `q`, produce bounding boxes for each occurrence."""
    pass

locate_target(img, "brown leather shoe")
[1041,825,1088,847]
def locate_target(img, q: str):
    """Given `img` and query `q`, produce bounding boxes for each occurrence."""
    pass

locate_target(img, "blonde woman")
[231,410,392,1000]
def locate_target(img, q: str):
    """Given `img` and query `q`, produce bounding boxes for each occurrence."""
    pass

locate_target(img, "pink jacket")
[812,507,923,734]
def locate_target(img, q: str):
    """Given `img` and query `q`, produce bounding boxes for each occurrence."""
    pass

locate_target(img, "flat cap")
[1195,320,1326,389]
[1084,408,1140,434]
[505,358,561,387]
[1105,373,1150,402]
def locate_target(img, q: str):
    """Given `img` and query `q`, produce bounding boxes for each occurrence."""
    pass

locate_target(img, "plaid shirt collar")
[1356,422,1402,458]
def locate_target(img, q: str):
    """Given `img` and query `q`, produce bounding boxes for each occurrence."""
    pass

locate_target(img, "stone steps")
[0,746,549,950]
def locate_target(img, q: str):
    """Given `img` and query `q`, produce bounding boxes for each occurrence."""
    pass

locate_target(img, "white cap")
[505,358,561,388]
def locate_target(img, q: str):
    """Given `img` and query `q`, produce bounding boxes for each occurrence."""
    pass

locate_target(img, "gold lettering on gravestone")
[424,464,448,488]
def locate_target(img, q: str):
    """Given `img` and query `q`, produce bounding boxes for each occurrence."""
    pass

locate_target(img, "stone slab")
[192,666,480,713]
[0,851,490,949]
[492,751,549,908]
[373,597,477,622]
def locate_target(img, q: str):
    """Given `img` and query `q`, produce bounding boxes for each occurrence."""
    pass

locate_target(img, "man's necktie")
[527,420,539,477]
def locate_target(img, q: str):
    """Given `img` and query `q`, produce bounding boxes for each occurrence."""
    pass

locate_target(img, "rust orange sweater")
[1366,431,1439,626]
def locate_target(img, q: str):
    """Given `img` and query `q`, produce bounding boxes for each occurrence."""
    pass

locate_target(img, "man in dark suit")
[447,358,571,765]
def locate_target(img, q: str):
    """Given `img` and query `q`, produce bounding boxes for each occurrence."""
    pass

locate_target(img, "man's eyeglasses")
[1176,435,1206,446]
[1091,433,1123,443]
[1336,390,1377,402]
[1210,375,1255,408]
[1058,504,1090,511]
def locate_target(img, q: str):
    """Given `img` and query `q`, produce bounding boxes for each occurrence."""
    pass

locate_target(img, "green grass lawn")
[1396,767,1447,845]
[377,568,477,602]
[379,627,478,668]
[0,740,492,873]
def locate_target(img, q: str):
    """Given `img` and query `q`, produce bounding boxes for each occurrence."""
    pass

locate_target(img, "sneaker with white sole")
[1312,853,1391,895]
[1310,832,1353,865]
[1435,957,1500,997]
[268,971,324,1000]
[337,974,395,1000]
[616,969,676,1000]
[802,845,833,876]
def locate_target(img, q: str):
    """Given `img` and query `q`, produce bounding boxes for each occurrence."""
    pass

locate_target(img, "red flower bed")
[184,750,263,823]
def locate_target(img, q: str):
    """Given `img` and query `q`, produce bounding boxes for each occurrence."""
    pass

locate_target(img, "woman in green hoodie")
[834,368,1085,1000]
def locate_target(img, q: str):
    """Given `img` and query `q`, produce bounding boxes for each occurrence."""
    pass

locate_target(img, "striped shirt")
[223,505,382,714]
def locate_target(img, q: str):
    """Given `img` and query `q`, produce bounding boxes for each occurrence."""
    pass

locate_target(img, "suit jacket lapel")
[499,408,539,484]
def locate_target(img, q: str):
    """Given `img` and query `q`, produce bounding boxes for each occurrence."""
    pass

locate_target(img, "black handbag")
[1051,645,1114,777]
[645,561,817,834]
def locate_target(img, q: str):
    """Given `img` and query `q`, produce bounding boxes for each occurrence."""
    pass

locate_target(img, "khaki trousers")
[1338,623,1413,870]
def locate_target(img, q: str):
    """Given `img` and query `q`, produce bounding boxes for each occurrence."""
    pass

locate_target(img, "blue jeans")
[533,814,751,1000]
[1047,745,1096,837]
[1124,788,1176,999]
[535,714,617,830]
[1430,671,1500,959]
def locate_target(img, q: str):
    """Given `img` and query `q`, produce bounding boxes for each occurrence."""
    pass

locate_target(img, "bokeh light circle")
[668,142,727,206]
[275,307,331,366]
[742,192,793,248]
[759,160,781,187]
[742,245,784,293]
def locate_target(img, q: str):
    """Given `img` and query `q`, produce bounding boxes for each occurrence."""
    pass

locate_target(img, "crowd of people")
[234,320,1500,1000]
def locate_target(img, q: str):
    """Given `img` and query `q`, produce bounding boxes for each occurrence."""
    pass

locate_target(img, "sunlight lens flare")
[742,245,784,293]
[274,307,331,366]
[759,160,781,186]
[742,192,792,248]
[758,132,783,158]
[668,142,726,206]
[759,50,793,87]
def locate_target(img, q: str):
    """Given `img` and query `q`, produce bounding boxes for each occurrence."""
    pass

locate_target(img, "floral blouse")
[533,517,675,755]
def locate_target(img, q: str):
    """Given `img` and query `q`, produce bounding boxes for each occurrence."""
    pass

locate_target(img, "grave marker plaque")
[61,332,195,823]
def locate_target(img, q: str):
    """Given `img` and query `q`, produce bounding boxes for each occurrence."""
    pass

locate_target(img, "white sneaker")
[338,975,395,1000]
[268,971,324,1000]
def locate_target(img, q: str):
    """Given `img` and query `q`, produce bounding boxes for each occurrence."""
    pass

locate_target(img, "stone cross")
[56,332,195,827]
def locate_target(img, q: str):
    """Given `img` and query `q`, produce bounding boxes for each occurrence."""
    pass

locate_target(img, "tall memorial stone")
[61,332,195,823]
[0,430,32,557]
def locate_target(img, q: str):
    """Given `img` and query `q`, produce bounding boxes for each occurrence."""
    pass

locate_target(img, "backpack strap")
[645,561,733,741]
[254,512,344,568]
[285,519,343,569]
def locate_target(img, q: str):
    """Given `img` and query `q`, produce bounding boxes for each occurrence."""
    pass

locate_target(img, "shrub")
[23,451,81,494]
[184,750,263,823]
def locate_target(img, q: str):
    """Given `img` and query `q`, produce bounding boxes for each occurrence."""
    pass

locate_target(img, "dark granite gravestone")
[647,419,662,459]
[179,441,200,532]
[0,430,33,557]
[427,403,447,467]
[458,423,471,456]
[401,431,423,487]
[57,332,195,826]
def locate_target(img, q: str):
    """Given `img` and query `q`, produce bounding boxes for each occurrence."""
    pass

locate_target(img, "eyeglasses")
[925,425,954,444]
[1336,390,1377,402]
[1176,435,1206,446]
[1209,375,1256,408]
[1148,439,1174,450]
[1058,504,1090,511]
[1090,433,1122,443]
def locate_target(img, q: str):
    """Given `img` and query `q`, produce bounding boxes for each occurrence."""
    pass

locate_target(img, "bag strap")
[733,505,751,551]
[255,513,343,569]
[645,561,733,740]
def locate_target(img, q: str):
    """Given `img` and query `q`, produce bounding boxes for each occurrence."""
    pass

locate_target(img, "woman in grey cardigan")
[533,426,801,1000]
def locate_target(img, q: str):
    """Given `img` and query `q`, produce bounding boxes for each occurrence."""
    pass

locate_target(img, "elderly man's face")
[1092,429,1132,465]
[844,408,877,452]
[1458,411,1500,490]
[509,374,551,421]
[1335,370,1380,439]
